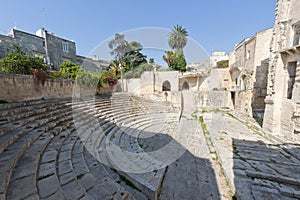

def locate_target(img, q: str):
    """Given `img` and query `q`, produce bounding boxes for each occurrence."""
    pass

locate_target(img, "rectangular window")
[293,24,300,46]
[287,62,297,99]
[62,42,69,52]
[246,50,251,60]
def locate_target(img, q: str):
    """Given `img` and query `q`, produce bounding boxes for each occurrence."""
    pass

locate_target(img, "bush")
[100,70,118,85]
[216,60,229,68]
[76,70,102,88]
[57,61,81,79]
[0,46,47,74]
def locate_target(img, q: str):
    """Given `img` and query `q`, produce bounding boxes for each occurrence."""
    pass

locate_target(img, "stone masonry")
[263,0,300,142]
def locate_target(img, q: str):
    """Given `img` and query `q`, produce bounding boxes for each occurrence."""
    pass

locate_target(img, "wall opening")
[293,23,300,46]
[231,92,236,106]
[182,81,189,90]
[287,62,297,99]
[240,75,247,91]
[162,80,171,91]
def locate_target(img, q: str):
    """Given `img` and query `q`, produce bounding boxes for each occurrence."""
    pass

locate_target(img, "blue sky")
[0,0,276,64]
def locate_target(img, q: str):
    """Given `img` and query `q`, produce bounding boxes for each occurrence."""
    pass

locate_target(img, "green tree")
[216,60,229,68]
[76,70,102,88]
[108,33,146,73]
[108,33,131,61]
[122,51,147,72]
[163,50,177,69]
[168,25,188,51]
[162,50,186,72]
[57,61,82,79]
[109,59,121,78]
[149,58,155,64]
[0,46,47,74]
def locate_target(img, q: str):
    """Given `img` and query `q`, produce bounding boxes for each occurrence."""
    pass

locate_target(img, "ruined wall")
[179,76,198,91]
[194,91,233,109]
[200,68,232,91]
[263,0,300,141]
[235,91,253,115]
[0,74,114,102]
[252,29,273,111]
[154,71,179,92]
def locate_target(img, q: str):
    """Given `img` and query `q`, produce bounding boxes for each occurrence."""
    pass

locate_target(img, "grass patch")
[199,116,204,123]
[199,116,209,135]
[270,159,277,163]
[201,109,208,113]
[226,112,237,119]
[191,110,198,120]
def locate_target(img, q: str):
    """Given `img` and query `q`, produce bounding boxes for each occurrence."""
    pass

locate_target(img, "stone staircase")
[0,93,181,200]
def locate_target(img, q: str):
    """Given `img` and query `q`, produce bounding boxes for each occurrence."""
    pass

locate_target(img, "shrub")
[0,46,47,74]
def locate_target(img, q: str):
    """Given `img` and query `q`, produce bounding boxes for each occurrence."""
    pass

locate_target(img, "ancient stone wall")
[263,0,300,142]
[0,74,114,102]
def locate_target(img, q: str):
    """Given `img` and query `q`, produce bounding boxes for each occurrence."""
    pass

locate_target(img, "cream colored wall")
[200,68,232,91]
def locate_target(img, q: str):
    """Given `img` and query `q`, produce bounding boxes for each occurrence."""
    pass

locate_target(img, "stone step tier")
[0,93,181,200]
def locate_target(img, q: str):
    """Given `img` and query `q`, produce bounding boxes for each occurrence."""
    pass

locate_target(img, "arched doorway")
[162,80,171,91]
[182,81,189,90]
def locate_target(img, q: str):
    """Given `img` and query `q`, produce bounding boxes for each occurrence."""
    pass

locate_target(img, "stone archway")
[182,81,189,90]
[162,80,171,91]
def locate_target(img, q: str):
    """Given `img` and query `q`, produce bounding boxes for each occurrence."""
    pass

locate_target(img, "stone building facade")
[263,0,300,141]
[0,28,108,71]
[210,51,229,68]
[229,28,273,120]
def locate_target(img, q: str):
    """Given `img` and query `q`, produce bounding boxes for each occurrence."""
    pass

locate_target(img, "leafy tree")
[76,70,102,88]
[53,61,104,88]
[57,61,82,79]
[149,58,155,64]
[122,51,147,72]
[109,59,121,77]
[128,41,142,51]
[168,25,188,51]
[0,46,47,74]
[108,33,147,74]
[216,60,229,68]
[163,50,177,69]
[162,50,186,72]
[108,33,131,61]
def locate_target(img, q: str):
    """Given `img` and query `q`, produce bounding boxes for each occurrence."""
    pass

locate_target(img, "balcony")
[280,44,300,55]
[230,61,242,71]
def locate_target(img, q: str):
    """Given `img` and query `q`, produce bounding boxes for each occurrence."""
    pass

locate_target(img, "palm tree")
[168,25,188,51]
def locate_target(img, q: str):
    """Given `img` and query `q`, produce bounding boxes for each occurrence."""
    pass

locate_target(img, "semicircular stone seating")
[0,92,181,200]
